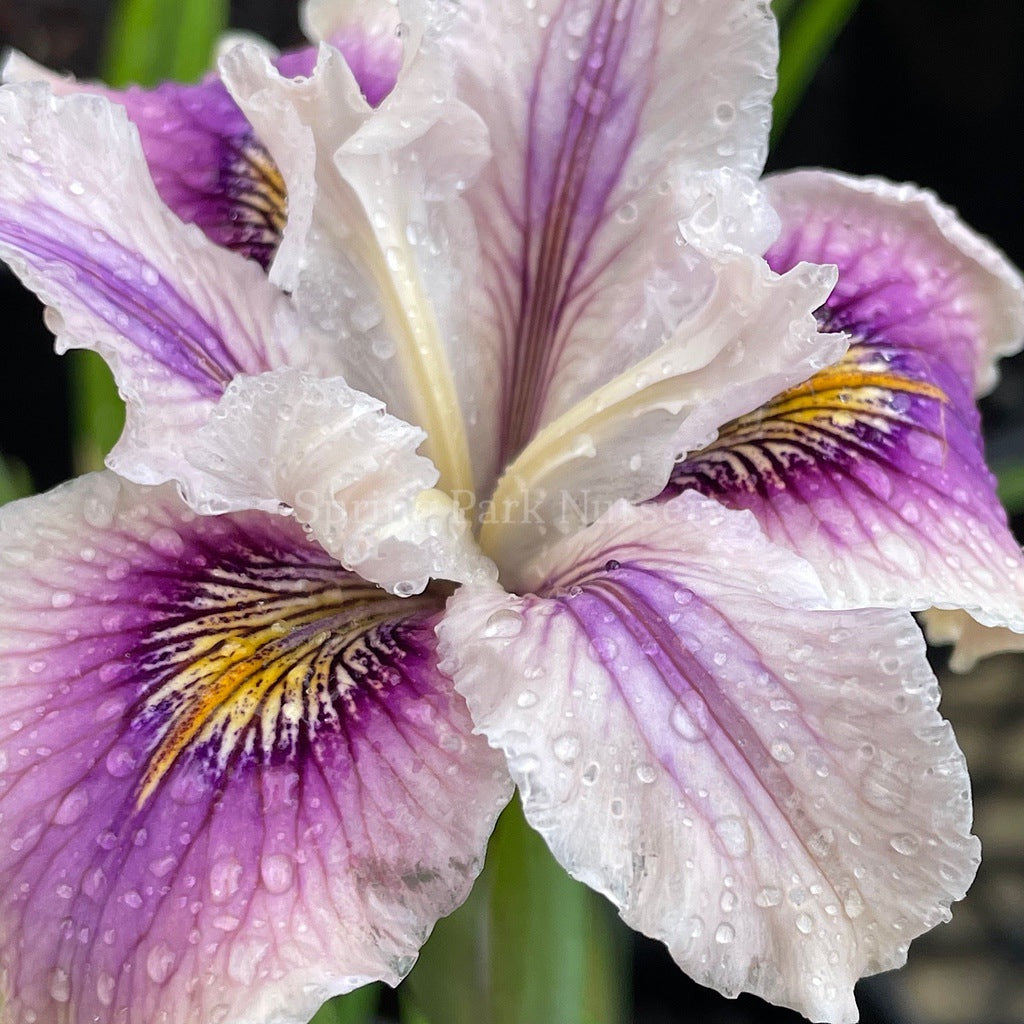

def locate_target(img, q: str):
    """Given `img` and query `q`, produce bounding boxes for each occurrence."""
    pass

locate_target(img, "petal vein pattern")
[219,36,485,496]
[441,493,979,1023]
[669,171,1024,634]
[0,475,510,1024]
[444,0,779,481]
[0,84,338,490]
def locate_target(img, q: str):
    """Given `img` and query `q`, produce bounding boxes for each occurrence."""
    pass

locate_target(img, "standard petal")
[669,171,1024,633]
[480,255,843,581]
[443,0,779,477]
[0,83,338,488]
[3,49,287,268]
[0,474,510,1024]
[188,368,495,593]
[440,492,979,1023]
[219,32,487,496]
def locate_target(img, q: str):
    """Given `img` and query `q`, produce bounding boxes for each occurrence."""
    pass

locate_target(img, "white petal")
[219,33,488,496]
[480,255,843,582]
[189,369,495,593]
[440,492,979,1023]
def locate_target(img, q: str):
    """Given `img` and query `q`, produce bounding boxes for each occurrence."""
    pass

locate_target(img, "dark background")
[1,2,1022,1022]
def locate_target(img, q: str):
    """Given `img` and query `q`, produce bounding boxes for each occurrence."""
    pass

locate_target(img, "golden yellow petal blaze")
[133,576,433,811]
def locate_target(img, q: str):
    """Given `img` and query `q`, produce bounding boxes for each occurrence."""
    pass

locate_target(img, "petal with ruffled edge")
[441,491,979,1024]
[0,473,510,1024]
[0,82,343,490]
[3,27,399,270]
[2,48,288,268]
[442,0,779,481]
[187,368,495,593]
[480,254,843,582]
[668,171,1024,635]
[219,24,488,497]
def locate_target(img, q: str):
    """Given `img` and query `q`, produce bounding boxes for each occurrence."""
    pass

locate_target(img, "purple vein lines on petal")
[0,213,243,393]
[502,0,655,457]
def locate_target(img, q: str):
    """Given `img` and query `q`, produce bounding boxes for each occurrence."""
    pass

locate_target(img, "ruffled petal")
[480,255,843,581]
[2,48,287,268]
[0,474,510,1024]
[0,82,338,488]
[188,368,495,593]
[669,171,1024,634]
[440,492,979,1023]
[442,0,779,478]
[219,31,487,496]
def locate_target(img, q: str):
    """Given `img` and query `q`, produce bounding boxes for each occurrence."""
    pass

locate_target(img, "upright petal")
[480,254,843,580]
[440,492,978,1023]
[443,0,780,479]
[219,29,487,496]
[0,474,510,1024]
[0,82,338,489]
[669,171,1024,634]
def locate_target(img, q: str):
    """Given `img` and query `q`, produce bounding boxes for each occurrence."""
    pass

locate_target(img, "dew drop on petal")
[146,943,177,984]
[796,912,814,935]
[49,968,70,1003]
[770,740,795,764]
[890,833,921,856]
[52,788,89,826]
[755,886,783,908]
[714,816,750,857]
[260,854,294,895]
[96,972,116,1006]
[483,608,524,638]
[714,923,735,944]
[553,733,580,763]
[516,689,539,709]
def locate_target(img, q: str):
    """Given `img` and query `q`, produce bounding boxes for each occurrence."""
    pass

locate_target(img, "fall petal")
[0,474,510,1024]
[670,170,1024,633]
[0,82,338,489]
[440,492,979,1023]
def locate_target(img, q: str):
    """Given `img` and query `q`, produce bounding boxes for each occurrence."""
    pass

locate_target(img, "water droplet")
[796,912,814,935]
[484,608,524,638]
[889,833,920,856]
[581,761,600,785]
[146,943,176,984]
[52,789,89,826]
[770,740,795,764]
[670,700,706,742]
[261,854,294,895]
[49,968,70,1002]
[715,923,735,944]
[553,733,580,763]
[105,746,137,778]
[516,689,539,708]
[610,798,625,818]
[714,816,750,857]
[96,972,116,1006]
[755,886,783,908]
[636,763,656,784]
[50,590,74,609]
[209,858,243,903]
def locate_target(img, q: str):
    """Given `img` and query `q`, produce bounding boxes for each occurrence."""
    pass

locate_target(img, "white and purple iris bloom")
[1,1,1023,1022]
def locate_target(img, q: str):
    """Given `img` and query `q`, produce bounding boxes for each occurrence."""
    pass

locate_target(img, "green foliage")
[772,0,861,144]
[400,796,630,1024]
[309,987,381,1024]
[0,455,32,506]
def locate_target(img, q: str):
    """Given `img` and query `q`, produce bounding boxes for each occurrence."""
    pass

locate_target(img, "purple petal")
[668,171,1024,632]
[0,474,509,1024]
[0,82,339,490]
[440,492,979,1023]
[4,37,398,269]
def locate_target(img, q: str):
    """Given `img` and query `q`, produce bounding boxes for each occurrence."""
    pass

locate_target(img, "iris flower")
[1,2,1022,1023]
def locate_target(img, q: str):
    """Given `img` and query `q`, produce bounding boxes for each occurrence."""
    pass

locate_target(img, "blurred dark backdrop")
[1,2,1022,1023]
